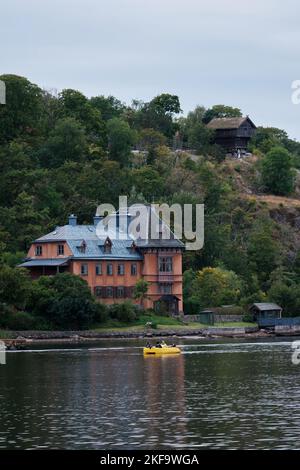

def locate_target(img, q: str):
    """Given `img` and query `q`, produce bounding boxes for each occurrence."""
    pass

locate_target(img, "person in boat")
[146,342,152,349]
[156,341,162,348]
[160,340,168,347]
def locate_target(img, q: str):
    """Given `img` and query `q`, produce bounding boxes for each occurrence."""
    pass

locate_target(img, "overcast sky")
[1,0,300,139]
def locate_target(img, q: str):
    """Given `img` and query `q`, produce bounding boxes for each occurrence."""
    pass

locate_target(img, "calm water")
[0,337,300,450]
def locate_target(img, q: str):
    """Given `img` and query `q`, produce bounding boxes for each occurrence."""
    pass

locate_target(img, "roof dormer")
[104,237,112,254]
[77,239,87,253]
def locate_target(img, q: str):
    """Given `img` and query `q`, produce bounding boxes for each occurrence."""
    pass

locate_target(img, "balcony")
[158,273,174,283]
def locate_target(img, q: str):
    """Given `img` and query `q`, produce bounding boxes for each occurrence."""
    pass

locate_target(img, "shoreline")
[3,325,300,348]
[1,326,277,348]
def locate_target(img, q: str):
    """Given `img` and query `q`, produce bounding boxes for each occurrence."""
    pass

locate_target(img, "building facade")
[20,210,184,314]
[207,116,256,152]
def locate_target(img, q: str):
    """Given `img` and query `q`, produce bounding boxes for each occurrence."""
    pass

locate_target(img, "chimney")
[68,214,77,226]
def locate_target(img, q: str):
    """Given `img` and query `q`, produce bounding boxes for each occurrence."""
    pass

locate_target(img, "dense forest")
[1,74,300,329]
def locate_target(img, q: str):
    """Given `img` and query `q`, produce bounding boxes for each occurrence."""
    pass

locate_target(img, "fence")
[258,317,300,328]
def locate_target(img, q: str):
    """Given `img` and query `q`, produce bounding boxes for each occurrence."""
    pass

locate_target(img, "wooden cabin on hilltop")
[207,116,256,154]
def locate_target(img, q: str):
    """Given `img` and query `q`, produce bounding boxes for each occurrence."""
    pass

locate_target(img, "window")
[78,240,87,253]
[107,263,113,275]
[106,286,114,298]
[117,286,125,298]
[95,264,102,275]
[81,264,88,276]
[131,263,137,276]
[104,238,112,254]
[57,244,64,255]
[159,283,172,294]
[94,286,102,297]
[126,287,134,298]
[159,256,173,273]
[118,264,125,275]
[35,245,42,256]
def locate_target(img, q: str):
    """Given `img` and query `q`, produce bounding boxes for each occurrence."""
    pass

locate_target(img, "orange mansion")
[20,209,184,314]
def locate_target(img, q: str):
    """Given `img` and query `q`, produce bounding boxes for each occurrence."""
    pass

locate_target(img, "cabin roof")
[207,116,256,130]
[251,303,282,311]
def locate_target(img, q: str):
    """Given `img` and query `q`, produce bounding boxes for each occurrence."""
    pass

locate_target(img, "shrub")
[28,273,100,330]
[0,303,15,328]
[212,306,244,316]
[109,301,138,323]
[242,313,255,323]
[261,146,295,195]
[183,297,201,315]
[1,311,36,330]
[94,302,109,324]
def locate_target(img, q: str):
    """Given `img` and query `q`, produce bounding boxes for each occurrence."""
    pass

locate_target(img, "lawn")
[0,317,257,337]
[92,314,257,332]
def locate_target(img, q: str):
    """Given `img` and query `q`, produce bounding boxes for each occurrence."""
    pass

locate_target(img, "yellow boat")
[143,346,181,355]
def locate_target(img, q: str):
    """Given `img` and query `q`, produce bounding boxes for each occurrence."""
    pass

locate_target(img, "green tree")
[107,118,136,166]
[249,127,289,154]
[90,95,126,121]
[203,104,242,124]
[133,279,149,308]
[0,265,31,310]
[28,273,99,329]
[268,281,300,316]
[131,166,164,200]
[183,269,201,314]
[150,94,181,115]
[247,226,280,283]
[38,117,88,168]
[191,267,243,308]
[0,191,50,252]
[0,74,43,143]
[134,94,181,138]
[137,128,167,164]
[261,146,295,195]
[59,89,104,139]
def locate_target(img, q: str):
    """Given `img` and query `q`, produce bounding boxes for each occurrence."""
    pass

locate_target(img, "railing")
[158,273,174,283]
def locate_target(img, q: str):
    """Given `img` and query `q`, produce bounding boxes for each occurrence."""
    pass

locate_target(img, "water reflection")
[0,338,300,449]
[143,354,186,448]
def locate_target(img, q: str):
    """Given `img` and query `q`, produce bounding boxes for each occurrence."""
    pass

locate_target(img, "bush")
[28,273,100,330]
[212,306,244,316]
[261,146,295,195]
[94,302,109,324]
[109,301,138,323]
[242,313,255,323]
[31,317,53,330]
[1,311,36,330]
[0,303,15,328]
[183,297,201,315]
